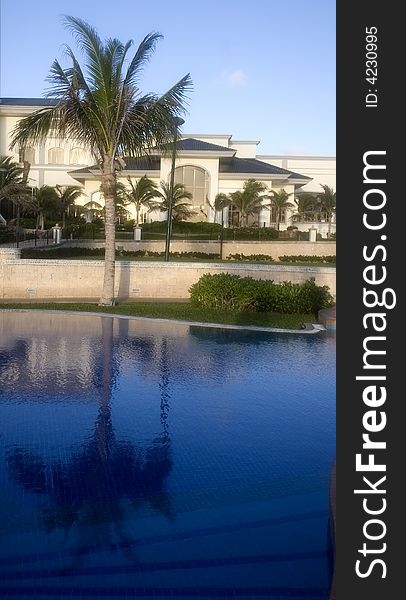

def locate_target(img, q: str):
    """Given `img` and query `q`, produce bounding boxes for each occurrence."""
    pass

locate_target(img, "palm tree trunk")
[276,212,280,231]
[328,212,332,236]
[99,162,116,306]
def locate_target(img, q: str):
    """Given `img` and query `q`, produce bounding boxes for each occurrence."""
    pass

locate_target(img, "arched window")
[69,147,84,165]
[48,147,64,164]
[18,146,35,164]
[174,165,209,205]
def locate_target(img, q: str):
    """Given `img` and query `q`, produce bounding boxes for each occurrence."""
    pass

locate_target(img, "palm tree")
[116,175,159,226]
[7,318,174,552]
[0,155,32,227]
[81,199,104,222]
[318,184,336,236]
[29,185,60,230]
[55,184,84,229]
[153,180,196,222]
[268,189,295,230]
[10,16,192,305]
[293,192,319,222]
[229,179,268,227]
[214,193,230,210]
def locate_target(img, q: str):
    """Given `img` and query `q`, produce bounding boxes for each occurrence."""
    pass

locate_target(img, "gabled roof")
[66,136,311,185]
[154,138,235,157]
[173,138,235,153]
[69,146,310,183]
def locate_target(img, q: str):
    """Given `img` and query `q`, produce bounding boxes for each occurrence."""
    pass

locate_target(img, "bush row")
[189,273,333,314]
[278,255,336,264]
[141,220,222,234]
[226,253,275,262]
[21,247,220,260]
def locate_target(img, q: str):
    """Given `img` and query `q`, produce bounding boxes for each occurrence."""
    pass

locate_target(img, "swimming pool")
[0,311,335,599]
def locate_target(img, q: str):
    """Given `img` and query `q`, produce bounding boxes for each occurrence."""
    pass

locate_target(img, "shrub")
[227,253,274,262]
[223,227,278,240]
[141,220,222,234]
[189,273,260,311]
[278,255,336,264]
[117,219,135,232]
[189,273,333,314]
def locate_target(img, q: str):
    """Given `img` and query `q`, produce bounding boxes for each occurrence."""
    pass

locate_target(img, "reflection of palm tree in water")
[7,318,174,563]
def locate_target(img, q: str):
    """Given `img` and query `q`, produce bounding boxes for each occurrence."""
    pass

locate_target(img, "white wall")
[259,155,336,193]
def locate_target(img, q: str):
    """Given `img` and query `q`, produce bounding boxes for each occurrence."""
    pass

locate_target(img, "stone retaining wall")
[0,248,336,300]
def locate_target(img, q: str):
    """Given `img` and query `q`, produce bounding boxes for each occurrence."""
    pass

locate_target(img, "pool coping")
[0,308,327,335]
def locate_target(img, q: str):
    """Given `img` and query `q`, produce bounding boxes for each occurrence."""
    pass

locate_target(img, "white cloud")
[211,69,247,88]
[227,69,247,87]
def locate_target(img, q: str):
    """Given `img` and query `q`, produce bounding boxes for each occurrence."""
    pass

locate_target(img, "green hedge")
[141,220,222,234]
[140,221,279,240]
[223,227,278,240]
[21,247,220,260]
[227,253,274,262]
[189,273,334,314]
[278,255,336,264]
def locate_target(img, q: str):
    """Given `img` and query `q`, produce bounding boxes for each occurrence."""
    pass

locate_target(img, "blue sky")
[0,0,335,155]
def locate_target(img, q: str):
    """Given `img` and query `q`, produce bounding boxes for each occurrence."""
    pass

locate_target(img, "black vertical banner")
[337,1,403,598]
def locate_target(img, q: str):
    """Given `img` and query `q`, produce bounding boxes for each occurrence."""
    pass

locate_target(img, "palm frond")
[123,32,162,87]
[214,194,230,211]
[63,16,106,92]
[10,108,60,149]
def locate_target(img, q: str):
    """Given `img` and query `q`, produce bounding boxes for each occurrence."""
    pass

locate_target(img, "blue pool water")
[0,312,335,599]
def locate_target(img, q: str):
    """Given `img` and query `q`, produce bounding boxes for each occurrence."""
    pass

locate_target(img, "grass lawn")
[0,301,316,329]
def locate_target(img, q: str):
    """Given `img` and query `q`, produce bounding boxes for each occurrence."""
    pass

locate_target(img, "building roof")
[69,143,310,182]
[0,97,58,106]
[171,138,234,153]
[219,156,311,180]
[69,156,161,177]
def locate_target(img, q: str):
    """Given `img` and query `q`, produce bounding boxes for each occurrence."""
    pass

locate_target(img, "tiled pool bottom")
[0,312,336,599]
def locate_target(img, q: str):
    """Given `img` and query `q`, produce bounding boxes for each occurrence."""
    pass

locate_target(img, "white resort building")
[0,98,336,235]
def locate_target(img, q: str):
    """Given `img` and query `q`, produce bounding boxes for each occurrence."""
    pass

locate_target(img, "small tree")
[153,181,196,222]
[30,186,60,230]
[229,179,268,227]
[55,185,84,229]
[0,155,32,227]
[294,192,320,222]
[267,189,295,231]
[318,184,336,236]
[116,176,159,226]
[214,193,230,225]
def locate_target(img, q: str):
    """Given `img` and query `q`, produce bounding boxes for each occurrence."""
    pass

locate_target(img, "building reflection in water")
[5,316,174,564]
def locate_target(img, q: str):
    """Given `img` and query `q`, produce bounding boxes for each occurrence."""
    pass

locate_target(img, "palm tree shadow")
[6,318,175,568]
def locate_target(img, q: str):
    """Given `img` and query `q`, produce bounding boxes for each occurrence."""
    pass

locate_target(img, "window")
[269,206,286,224]
[18,147,35,164]
[69,147,84,165]
[48,147,64,164]
[174,166,209,205]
